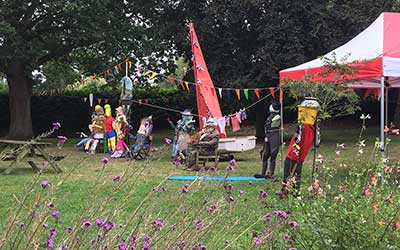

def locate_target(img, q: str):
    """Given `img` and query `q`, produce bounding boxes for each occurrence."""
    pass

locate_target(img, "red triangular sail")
[189,23,226,137]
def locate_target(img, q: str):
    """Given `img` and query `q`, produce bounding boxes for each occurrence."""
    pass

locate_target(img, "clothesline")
[131,91,273,119]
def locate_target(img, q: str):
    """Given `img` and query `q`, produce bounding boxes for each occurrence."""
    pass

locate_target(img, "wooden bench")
[0,139,63,174]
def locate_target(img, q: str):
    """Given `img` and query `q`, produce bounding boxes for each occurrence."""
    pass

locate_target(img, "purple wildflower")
[225,240,230,244]
[41,161,48,167]
[83,221,92,229]
[161,186,167,192]
[152,187,159,193]
[113,175,121,182]
[209,166,217,171]
[227,195,234,203]
[175,161,181,167]
[274,210,287,220]
[143,241,151,250]
[47,202,54,208]
[52,210,60,223]
[41,180,50,189]
[152,219,164,231]
[254,237,261,245]
[226,165,235,173]
[177,240,186,249]
[165,138,172,145]
[101,157,109,164]
[195,220,205,230]
[89,239,96,245]
[283,233,291,240]
[66,226,73,234]
[103,221,115,232]
[224,183,233,191]
[43,223,48,228]
[208,204,217,213]
[258,190,267,199]
[57,136,68,144]
[182,184,189,193]
[117,241,127,250]
[288,248,297,250]
[97,233,104,242]
[288,221,298,228]
[265,213,272,224]
[143,235,152,241]
[228,158,237,166]
[52,122,61,130]
[238,189,245,195]
[96,218,106,227]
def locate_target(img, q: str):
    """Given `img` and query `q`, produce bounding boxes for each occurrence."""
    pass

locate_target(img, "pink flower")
[57,136,68,143]
[165,138,172,145]
[288,221,298,228]
[46,202,54,208]
[161,186,167,192]
[391,129,400,135]
[372,204,379,212]
[96,218,106,226]
[228,159,236,166]
[224,184,233,191]
[258,190,267,199]
[83,221,92,229]
[182,184,189,193]
[226,165,235,173]
[175,161,181,167]
[113,175,121,182]
[152,219,164,231]
[238,190,245,195]
[52,122,61,130]
[227,195,234,203]
[101,157,109,164]
[41,180,50,189]
[384,126,390,133]
[254,237,261,245]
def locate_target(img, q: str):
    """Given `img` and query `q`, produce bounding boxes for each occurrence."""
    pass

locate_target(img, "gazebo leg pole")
[280,88,284,176]
[380,76,385,179]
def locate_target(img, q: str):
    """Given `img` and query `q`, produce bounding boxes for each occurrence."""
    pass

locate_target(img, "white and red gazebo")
[279,12,400,152]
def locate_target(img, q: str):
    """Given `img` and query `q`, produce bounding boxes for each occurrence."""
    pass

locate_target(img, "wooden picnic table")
[0,139,63,174]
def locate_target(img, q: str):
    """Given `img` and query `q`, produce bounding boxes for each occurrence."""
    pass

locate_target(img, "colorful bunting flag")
[218,88,222,98]
[269,88,275,98]
[243,89,249,100]
[128,61,132,69]
[184,81,190,92]
[83,97,87,103]
[179,80,185,90]
[226,89,231,100]
[98,98,101,104]
[364,89,372,99]
[235,89,241,101]
[254,89,260,99]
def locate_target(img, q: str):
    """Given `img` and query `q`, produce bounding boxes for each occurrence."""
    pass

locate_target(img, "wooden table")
[0,139,63,174]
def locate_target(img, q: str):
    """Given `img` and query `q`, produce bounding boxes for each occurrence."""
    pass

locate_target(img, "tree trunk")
[5,62,33,140]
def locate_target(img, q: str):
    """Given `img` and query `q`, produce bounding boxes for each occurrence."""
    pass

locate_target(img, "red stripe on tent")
[383,13,400,58]
[280,58,383,85]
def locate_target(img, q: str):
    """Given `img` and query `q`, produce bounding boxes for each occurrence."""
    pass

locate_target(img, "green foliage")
[40,61,81,89]
[282,79,360,121]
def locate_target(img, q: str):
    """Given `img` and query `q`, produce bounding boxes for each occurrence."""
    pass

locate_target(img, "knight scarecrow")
[255,101,281,179]
[283,97,320,190]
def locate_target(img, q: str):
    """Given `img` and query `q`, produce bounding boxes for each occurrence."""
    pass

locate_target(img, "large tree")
[0,0,174,139]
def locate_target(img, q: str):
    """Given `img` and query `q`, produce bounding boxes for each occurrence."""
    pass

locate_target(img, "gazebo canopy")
[279,12,400,88]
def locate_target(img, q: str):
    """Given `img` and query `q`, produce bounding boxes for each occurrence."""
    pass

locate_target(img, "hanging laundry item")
[241,110,247,121]
[231,114,241,132]
[236,112,242,123]
[217,117,226,134]
[225,116,230,127]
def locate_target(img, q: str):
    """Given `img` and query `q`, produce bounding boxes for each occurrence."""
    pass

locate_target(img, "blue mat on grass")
[167,176,274,181]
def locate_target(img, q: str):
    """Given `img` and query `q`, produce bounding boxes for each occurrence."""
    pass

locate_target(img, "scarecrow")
[85,105,105,154]
[103,104,116,153]
[283,97,320,190]
[169,109,196,160]
[255,101,281,178]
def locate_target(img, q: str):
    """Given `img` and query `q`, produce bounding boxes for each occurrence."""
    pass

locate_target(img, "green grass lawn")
[0,126,399,249]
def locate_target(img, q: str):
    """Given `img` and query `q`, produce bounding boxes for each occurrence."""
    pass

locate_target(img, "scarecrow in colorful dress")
[170,109,196,161]
[111,106,129,158]
[85,105,105,154]
[283,97,320,190]
[103,104,116,153]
